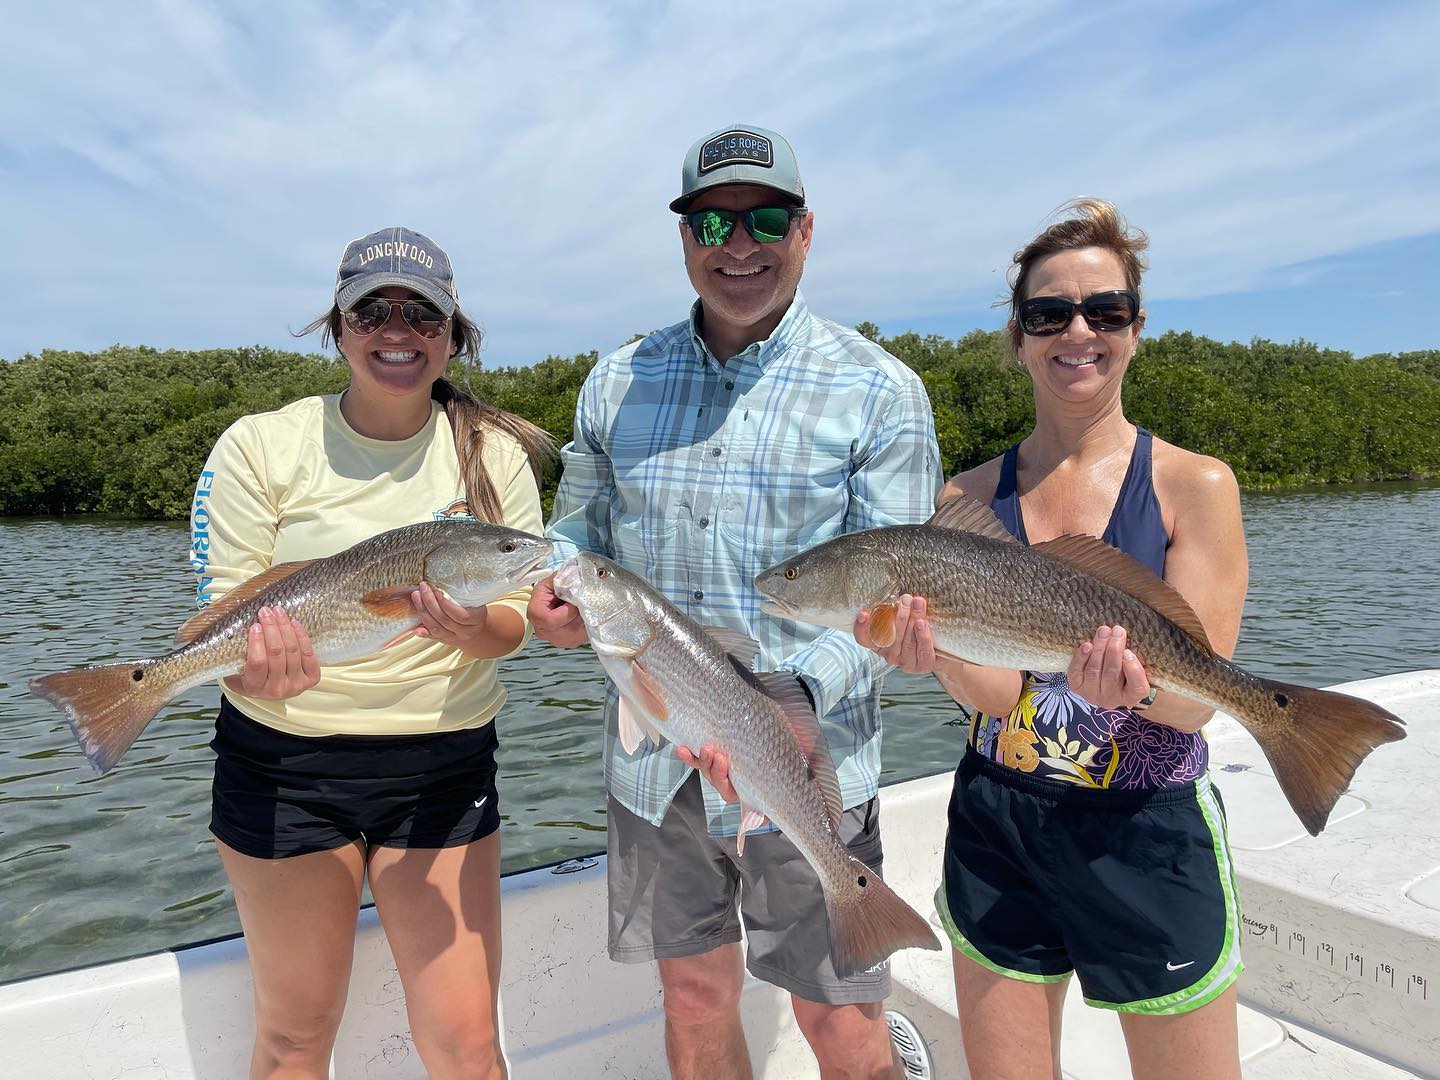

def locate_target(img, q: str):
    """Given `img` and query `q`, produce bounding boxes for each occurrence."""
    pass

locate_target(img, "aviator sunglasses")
[685,206,806,246]
[343,296,451,339]
[1017,290,1141,336]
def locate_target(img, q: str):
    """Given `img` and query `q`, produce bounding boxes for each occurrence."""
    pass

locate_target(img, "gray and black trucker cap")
[669,125,805,213]
[334,227,457,316]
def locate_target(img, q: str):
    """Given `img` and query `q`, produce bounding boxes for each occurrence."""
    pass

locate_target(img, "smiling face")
[681,183,812,353]
[1014,247,1142,406]
[338,285,453,407]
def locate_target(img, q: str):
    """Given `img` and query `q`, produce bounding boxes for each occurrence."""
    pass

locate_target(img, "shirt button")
[725,381,734,390]
[711,447,722,457]
[693,590,704,601]
[698,516,709,528]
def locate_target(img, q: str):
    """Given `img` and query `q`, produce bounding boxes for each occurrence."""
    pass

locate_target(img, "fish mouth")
[759,598,798,619]
[509,552,553,584]
[551,557,582,600]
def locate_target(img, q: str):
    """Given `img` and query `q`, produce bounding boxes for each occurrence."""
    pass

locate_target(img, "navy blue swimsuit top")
[970,427,1210,790]
[992,426,1167,575]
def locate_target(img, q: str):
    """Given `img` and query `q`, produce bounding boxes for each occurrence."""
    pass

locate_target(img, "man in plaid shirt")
[530,124,941,1079]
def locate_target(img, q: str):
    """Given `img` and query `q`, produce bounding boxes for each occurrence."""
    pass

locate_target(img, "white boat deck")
[2,671,1436,1078]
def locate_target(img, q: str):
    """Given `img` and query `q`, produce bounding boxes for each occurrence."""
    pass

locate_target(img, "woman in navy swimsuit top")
[857,199,1250,1080]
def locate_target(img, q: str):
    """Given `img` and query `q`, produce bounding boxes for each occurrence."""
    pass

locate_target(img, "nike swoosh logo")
[474,796,488,809]
[1166,960,1195,971]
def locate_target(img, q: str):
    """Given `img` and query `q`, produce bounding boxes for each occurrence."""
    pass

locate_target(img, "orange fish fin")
[175,560,315,644]
[28,660,176,773]
[360,585,423,621]
[1032,535,1214,652]
[1241,677,1406,836]
[754,670,842,831]
[736,806,769,858]
[825,854,941,977]
[867,602,900,649]
[381,628,418,649]
[926,494,1017,542]
[628,660,671,726]
[703,626,760,669]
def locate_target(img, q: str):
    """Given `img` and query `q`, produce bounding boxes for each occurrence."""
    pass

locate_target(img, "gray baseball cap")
[669,125,805,213]
[334,227,457,316]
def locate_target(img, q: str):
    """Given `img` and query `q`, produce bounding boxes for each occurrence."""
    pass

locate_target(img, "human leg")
[790,995,899,1080]
[953,949,1069,1080]
[1117,985,1241,1080]
[729,797,898,1077]
[368,832,506,1080]
[658,945,753,1080]
[217,840,366,1080]
[607,777,749,1077]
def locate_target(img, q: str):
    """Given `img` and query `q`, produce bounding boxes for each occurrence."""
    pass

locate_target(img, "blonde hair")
[1005,198,1148,357]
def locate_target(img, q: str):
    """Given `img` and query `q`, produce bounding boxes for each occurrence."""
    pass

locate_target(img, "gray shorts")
[607,773,892,1005]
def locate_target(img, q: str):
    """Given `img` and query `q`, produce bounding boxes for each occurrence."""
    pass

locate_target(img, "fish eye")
[784,567,798,580]
[596,566,609,578]
[500,541,516,552]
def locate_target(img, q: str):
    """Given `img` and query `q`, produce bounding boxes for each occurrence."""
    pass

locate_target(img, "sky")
[3,0,1437,366]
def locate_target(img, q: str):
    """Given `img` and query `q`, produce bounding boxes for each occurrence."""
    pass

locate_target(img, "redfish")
[31,520,553,772]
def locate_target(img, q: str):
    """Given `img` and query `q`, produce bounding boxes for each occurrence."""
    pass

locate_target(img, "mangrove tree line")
[1,330,1436,519]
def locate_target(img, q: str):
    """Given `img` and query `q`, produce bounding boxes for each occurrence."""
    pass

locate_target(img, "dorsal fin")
[926,494,1017,543]
[704,626,760,669]
[1032,535,1213,653]
[175,560,315,644]
[752,670,842,831]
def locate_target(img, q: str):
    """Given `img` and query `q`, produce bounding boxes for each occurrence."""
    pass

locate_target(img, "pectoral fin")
[360,585,423,621]
[866,602,900,648]
[612,659,669,753]
[737,805,769,858]
[618,697,663,754]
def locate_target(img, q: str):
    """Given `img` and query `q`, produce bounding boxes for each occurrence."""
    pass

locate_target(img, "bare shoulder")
[1152,437,1239,510]
[939,456,1004,508]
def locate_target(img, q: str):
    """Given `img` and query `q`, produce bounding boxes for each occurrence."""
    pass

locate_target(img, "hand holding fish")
[221,606,321,700]
[676,744,739,803]
[854,594,941,675]
[527,574,590,648]
[1067,624,1153,711]
[400,581,518,658]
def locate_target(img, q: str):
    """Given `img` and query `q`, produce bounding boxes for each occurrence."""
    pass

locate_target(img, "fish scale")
[553,550,941,976]
[598,589,837,872]
[30,519,553,773]
[753,504,1407,836]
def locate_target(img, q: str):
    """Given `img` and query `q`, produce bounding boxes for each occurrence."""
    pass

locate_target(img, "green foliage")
[2,331,1436,520]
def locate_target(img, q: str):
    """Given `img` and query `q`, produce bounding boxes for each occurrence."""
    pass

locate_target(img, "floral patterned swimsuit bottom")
[937,429,1245,1016]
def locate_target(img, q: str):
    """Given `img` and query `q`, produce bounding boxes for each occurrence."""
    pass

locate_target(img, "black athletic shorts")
[210,696,501,859]
[937,748,1243,1015]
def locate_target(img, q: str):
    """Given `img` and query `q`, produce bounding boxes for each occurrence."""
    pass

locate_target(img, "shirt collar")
[687,290,812,370]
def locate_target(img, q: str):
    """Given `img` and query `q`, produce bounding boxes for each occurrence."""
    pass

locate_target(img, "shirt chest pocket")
[718,410,853,531]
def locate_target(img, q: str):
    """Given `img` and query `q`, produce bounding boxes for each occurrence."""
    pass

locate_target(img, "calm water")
[2,484,1437,984]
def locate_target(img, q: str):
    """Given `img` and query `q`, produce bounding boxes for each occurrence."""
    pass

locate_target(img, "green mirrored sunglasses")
[684,206,805,246]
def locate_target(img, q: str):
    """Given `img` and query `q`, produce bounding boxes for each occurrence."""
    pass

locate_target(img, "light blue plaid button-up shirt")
[547,292,942,835]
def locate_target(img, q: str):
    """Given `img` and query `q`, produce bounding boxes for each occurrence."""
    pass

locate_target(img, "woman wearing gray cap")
[189,227,552,1078]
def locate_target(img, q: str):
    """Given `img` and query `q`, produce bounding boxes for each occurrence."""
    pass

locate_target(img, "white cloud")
[1,0,1436,362]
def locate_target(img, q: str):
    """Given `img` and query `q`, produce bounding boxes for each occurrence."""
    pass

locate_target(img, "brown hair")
[298,303,556,525]
[1005,198,1148,357]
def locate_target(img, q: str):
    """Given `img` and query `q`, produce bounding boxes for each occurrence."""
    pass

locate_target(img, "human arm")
[191,420,322,700]
[529,369,614,648]
[1130,452,1247,732]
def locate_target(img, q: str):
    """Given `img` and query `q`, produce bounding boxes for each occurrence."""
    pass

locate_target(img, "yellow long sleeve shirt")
[189,394,542,736]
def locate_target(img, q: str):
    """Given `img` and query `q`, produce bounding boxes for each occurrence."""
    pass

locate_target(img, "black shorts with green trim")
[936,748,1243,1016]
